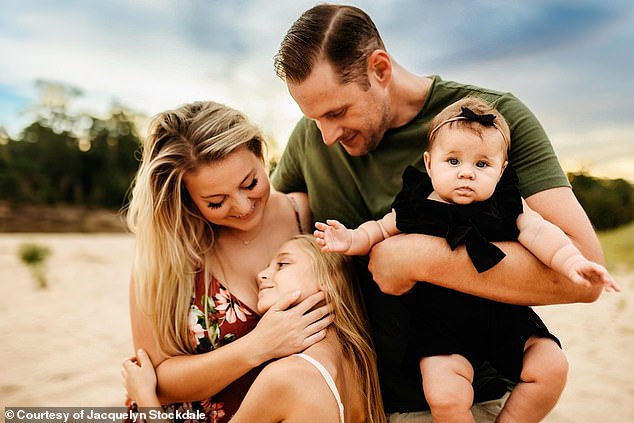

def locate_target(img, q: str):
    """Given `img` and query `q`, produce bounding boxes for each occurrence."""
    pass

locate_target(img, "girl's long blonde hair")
[126,101,265,355]
[289,235,386,423]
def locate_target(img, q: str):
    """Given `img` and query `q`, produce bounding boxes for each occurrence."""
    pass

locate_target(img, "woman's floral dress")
[162,273,262,423]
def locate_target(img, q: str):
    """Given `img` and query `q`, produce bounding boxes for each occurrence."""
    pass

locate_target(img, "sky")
[1,0,633,181]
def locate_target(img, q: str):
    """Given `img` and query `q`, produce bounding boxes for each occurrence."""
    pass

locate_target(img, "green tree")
[17,121,81,203]
[83,106,141,207]
[0,81,142,210]
[569,172,634,230]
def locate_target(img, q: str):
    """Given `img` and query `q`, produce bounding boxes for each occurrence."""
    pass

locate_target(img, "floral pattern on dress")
[161,277,261,423]
[162,400,225,423]
[189,305,206,348]
[203,401,226,423]
[124,277,260,423]
[214,286,252,324]
[188,286,252,354]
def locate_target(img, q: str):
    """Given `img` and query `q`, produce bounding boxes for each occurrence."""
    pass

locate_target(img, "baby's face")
[256,240,320,314]
[425,126,507,205]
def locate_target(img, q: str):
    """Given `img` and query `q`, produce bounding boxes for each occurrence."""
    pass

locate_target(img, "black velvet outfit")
[392,166,560,381]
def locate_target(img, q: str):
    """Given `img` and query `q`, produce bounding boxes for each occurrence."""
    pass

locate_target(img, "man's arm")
[368,187,604,305]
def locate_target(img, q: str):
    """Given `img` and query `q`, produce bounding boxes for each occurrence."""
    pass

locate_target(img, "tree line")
[0,110,139,208]
[568,171,633,230]
[0,81,141,210]
[0,81,632,231]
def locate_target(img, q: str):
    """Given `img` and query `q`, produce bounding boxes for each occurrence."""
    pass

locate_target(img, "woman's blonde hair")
[126,101,266,355]
[289,235,386,423]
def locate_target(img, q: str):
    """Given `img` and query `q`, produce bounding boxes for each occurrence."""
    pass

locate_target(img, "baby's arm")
[517,200,619,292]
[314,210,400,255]
[122,349,162,408]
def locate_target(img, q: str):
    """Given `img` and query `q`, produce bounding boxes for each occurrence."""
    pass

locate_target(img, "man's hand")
[368,234,418,295]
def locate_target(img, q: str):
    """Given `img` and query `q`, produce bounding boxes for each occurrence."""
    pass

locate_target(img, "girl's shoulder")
[256,355,340,420]
[258,355,333,398]
[260,353,317,382]
[232,355,324,422]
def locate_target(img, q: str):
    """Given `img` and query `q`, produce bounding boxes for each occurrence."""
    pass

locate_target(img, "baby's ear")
[500,160,508,174]
[423,151,432,173]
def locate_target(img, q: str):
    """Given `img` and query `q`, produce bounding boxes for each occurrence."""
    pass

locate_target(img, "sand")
[0,234,133,408]
[1,233,633,421]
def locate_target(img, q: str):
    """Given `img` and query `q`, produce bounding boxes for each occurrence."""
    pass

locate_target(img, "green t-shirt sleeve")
[490,93,571,197]
[271,118,309,194]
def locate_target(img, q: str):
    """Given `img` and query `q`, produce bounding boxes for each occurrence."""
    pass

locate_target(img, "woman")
[125,101,332,421]
[124,235,386,423]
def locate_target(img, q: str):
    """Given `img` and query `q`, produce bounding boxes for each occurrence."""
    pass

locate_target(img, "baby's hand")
[569,261,621,293]
[314,220,353,253]
[121,349,161,407]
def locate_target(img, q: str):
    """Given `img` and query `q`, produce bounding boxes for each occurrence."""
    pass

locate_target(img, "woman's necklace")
[231,233,257,246]
[222,220,266,246]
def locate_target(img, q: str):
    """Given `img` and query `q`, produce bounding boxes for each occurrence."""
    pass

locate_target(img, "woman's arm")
[368,187,604,306]
[130,277,333,404]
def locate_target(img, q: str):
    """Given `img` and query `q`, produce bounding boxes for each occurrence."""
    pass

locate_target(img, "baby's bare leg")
[497,337,568,423]
[420,354,475,423]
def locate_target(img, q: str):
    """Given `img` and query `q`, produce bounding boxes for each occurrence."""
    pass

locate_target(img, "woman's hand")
[251,290,333,362]
[122,349,161,407]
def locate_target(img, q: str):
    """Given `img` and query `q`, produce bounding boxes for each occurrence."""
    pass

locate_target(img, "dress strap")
[293,353,345,423]
[286,194,303,233]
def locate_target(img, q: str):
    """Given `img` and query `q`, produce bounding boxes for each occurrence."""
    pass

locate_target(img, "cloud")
[383,1,625,65]
[555,124,634,181]
[0,0,632,181]
[0,0,315,139]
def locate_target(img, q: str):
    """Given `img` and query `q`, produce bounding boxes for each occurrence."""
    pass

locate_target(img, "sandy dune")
[1,234,632,421]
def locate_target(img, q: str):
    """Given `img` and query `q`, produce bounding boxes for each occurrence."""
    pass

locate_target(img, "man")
[271,4,604,422]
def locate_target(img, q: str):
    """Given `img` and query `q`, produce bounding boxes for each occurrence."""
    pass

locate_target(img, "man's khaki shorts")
[386,392,510,423]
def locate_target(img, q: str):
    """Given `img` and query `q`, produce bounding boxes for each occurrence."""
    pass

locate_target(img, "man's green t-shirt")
[271,76,570,412]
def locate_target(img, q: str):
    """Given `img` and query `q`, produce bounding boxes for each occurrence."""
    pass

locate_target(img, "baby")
[315,96,619,422]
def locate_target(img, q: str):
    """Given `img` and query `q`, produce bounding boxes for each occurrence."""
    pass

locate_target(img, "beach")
[1,233,633,421]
